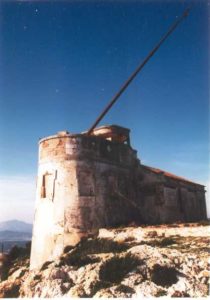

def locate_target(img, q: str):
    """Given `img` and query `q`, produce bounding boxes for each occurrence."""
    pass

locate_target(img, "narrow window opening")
[40,171,57,200]
[41,175,46,198]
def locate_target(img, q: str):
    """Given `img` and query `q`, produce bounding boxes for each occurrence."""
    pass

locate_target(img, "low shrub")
[144,237,176,248]
[61,253,100,267]
[40,261,53,271]
[151,264,178,287]
[75,237,129,255]
[99,253,140,284]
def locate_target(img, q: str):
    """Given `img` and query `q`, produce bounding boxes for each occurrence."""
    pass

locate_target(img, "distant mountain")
[0,220,32,233]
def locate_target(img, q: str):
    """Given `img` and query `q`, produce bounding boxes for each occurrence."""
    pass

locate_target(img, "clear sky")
[0,0,209,222]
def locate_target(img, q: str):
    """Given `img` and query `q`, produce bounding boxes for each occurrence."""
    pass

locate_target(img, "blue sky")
[0,0,209,222]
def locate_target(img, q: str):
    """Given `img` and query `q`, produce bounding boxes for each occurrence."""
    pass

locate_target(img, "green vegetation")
[151,264,178,287]
[8,242,31,261]
[1,242,31,281]
[143,237,176,247]
[60,237,129,268]
[155,290,167,297]
[60,253,100,268]
[74,237,129,254]
[99,253,140,284]
[40,261,53,271]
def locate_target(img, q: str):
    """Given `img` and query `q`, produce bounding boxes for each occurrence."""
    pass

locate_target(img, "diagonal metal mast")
[87,8,190,135]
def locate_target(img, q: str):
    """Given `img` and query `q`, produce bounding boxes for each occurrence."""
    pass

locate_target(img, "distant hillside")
[0,230,31,241]
[0,240,30,252]
[0,220,32,233]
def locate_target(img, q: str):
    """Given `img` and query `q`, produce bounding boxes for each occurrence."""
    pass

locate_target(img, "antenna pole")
[87,8,190,135]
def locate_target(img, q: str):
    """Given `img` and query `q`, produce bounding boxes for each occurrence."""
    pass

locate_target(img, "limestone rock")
[0,222,209,298]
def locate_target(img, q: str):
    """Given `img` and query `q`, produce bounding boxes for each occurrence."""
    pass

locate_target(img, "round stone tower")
[30,125,140,269]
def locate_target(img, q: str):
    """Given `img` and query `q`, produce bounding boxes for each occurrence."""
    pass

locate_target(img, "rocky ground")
[0,222,209,298]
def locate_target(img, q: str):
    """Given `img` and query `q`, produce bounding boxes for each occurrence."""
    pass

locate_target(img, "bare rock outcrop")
[0,222,209,298]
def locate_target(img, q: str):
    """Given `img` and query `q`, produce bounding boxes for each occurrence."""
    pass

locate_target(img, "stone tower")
[30,124,207,270]
[30,125,140,269]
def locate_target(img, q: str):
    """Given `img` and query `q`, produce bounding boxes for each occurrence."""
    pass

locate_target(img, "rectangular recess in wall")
[41,170,57,201]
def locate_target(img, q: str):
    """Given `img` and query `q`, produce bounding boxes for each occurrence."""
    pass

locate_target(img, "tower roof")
[142,165,204,187]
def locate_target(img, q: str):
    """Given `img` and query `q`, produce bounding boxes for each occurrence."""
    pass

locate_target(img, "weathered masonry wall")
[139,165,207,224]
[30,127,140,269]
[30,125,207,270]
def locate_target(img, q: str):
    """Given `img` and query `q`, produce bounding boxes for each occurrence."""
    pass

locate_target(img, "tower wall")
[30,129,139,269]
